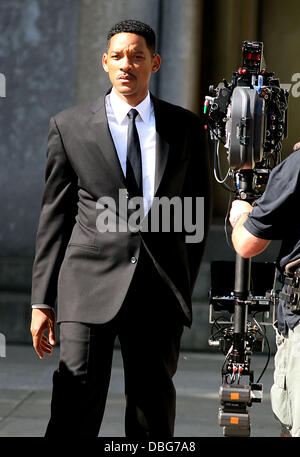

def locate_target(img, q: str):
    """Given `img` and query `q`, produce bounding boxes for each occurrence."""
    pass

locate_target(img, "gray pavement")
[0,344,281,437]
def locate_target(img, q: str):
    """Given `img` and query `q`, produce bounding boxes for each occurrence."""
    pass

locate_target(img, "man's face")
[102,32,161,106]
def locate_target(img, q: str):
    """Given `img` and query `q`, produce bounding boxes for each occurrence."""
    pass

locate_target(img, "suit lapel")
[89,91,170,197]
[90,92,126,190]
[151,94,170,196]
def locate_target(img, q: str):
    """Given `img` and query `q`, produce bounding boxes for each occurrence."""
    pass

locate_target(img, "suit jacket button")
[130,256,137,264]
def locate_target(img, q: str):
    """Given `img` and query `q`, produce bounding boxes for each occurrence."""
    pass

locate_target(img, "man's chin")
[112,84,147,105]
[115,83,135,95]
[113,86,137,101]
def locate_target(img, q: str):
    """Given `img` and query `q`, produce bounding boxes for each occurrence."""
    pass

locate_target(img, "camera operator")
[229,142,300,437]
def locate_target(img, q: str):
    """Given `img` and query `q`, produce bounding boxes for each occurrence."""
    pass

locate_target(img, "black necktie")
[126,109,143,198]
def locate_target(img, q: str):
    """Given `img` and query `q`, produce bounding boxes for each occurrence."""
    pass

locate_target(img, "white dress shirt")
[106,87,156,215]
[32,88,157,309]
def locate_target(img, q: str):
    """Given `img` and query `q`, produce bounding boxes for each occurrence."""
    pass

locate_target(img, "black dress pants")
[45,246,184,437]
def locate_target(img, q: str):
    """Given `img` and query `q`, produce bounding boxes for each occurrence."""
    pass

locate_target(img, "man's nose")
[120,56,132,71]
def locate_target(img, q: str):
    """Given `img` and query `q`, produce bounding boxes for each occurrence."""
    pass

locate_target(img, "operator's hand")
[293,142,300,151]
[30,308,56,359]
[229,200,253,228]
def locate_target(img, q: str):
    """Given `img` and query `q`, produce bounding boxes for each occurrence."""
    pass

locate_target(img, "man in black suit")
[30,19,211,437]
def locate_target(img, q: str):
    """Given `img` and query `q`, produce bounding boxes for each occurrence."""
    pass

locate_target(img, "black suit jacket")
[31,91,212,326]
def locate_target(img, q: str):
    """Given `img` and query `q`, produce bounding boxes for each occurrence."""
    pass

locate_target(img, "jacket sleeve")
[182,114,212,292]
[31,117,78,307]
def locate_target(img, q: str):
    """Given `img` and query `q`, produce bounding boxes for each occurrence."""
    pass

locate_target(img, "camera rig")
[204,41,289,436]
[208,259,278,436]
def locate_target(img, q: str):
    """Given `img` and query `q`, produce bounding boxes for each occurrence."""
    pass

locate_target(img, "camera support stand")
[219,256,265,436]
[218,172,263,437]
[233,255,251,361]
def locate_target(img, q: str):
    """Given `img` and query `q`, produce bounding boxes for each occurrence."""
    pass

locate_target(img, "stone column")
[0,0,80,257]
[0,0,80,342]
[156,0,204,112]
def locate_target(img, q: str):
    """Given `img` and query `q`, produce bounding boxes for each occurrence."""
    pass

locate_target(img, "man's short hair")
[107,19,156,53]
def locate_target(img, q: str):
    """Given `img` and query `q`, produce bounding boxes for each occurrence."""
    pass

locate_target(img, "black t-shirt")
[244,149,300,334]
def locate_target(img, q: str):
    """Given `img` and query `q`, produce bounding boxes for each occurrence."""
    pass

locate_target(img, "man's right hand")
[30,308,56,359]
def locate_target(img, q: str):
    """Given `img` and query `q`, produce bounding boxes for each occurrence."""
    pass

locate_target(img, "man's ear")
[102,53,109,72]
[151,53,161,73]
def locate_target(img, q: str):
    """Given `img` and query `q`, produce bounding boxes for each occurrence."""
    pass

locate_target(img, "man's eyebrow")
[109,48,146,55]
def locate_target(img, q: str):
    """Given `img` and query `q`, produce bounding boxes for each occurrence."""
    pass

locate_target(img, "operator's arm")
[229,200,270,258]
[229,145,300,259]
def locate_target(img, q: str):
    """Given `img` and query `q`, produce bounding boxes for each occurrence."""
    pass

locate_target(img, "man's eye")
[111,55,120,59]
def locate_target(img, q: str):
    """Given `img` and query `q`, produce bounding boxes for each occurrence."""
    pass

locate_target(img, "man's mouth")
[118,73,136,81]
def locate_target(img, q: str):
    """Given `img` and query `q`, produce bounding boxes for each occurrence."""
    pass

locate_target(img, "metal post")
[233,254,251,361]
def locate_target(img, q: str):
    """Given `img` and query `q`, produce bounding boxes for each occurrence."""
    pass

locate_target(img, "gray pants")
[271,323,300,436]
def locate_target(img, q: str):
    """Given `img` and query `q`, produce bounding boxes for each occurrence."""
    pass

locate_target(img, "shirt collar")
[110,87,152,125]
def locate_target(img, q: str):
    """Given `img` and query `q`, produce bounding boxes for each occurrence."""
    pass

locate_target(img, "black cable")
[205,119,236,193]
[211,317,222,334]
[255,325,271,384]
[205,120,226,145]
[250,313,271,383]
[210,319,233,357]
[213,141,235,192]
